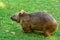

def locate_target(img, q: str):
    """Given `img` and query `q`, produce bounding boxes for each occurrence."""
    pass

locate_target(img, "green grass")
[0,0,60,40]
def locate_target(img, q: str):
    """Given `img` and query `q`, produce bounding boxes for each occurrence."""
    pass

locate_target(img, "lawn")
[0,0,60,40]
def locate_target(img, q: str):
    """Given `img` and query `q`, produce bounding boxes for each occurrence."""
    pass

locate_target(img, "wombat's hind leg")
[44,30,51,37]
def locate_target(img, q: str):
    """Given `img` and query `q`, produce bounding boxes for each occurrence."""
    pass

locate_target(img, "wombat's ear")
[19,10,25,15]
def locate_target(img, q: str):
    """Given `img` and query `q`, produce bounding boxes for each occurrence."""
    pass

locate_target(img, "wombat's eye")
[13,15,15,17]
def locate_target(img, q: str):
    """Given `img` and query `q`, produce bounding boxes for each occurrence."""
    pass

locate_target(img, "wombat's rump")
[11,10,58,37]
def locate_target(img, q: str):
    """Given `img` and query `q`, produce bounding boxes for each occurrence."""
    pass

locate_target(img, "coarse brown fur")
[11,10,58,37]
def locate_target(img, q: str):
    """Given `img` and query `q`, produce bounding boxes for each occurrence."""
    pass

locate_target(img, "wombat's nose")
[11,17,14,20]
[11,17,13,19]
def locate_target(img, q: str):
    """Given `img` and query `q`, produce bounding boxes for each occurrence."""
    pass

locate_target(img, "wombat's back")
[29,12,56,24]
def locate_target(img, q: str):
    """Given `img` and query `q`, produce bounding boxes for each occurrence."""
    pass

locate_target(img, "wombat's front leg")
[22,26,31,33]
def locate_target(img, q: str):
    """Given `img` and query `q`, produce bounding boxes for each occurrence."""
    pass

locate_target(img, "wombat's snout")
[11,16,16,21]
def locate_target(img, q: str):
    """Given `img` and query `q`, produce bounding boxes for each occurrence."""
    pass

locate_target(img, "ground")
[0,0,60,40]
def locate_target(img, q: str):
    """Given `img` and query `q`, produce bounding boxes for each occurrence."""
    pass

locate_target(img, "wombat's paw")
[23,28,31,33]
[23,30,31,33]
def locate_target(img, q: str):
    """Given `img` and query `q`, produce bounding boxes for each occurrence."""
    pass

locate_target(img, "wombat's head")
[11,10,25,23]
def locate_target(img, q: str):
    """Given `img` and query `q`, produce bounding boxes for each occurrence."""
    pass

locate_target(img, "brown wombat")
[11,10,58,36]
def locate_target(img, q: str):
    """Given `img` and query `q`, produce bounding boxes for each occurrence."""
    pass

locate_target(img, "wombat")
[11,10,58,36]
